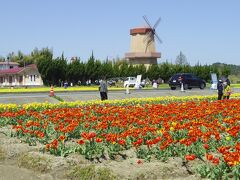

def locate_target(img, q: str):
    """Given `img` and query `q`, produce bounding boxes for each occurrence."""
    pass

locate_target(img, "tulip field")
[0,95,240,179]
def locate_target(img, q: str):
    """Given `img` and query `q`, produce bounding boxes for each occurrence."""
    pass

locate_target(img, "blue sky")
[0,0,240,65]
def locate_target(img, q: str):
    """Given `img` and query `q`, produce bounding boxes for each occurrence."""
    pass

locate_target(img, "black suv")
[169,73,206,90]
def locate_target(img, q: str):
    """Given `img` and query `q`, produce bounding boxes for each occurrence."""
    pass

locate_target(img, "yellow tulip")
[226,136,231,141]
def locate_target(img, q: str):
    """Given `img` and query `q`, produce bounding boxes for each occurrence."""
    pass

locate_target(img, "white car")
[123,77,137,87]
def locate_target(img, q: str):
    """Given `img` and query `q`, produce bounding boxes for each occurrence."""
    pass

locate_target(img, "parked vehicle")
[123,77,146,88]
[107,79,116,86]
[124,77,137,87]
[168,73,206,90]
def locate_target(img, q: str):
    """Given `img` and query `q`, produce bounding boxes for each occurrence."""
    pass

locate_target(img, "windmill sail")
[143,16,162,52]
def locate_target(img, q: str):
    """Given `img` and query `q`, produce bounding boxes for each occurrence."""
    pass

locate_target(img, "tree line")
[0,48,232,86]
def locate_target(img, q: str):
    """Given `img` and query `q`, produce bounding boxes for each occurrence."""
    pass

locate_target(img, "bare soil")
[0,127,201,180]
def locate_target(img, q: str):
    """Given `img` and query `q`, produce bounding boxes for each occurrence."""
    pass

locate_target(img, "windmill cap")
[130,27,152,35]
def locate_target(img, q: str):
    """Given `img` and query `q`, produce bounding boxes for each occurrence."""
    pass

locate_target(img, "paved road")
[0,88,239,104]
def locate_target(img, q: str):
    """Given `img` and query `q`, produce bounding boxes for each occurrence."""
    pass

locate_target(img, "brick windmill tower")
[125,16,162,68]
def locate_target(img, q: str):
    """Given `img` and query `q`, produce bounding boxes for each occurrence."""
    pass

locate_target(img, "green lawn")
[0,83,239,93]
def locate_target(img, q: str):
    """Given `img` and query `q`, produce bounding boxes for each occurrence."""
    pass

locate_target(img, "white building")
[0,62,19,70]
[0,62,43,87]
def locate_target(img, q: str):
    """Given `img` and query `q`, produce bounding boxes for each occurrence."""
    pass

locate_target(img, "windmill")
[125,16,162,68]
[142,15,162,52]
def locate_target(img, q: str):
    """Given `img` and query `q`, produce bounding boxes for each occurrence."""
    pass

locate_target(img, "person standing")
[64,81,68,89]
[217,79,223,100]
[223,82,231,99]
[99,79,108,101]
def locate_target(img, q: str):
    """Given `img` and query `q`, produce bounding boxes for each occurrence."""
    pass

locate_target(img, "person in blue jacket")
[217,79,223,100]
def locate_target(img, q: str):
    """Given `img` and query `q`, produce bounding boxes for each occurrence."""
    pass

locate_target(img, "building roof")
[0,64,38,75]
[130,27,152,35]
[0,67,24,74]
[0,61,19,65]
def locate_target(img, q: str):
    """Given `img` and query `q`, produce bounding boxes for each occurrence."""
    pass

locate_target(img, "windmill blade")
[154,32,163,44]
[145,41,150,52]
[143,30,151,42]
[143,30,153,42]
[142,16,163,47]
[145,38,154,52]
[145,37,154,46]
[145,33,154,48]
[143,15,153,28]
[153,17,161,29]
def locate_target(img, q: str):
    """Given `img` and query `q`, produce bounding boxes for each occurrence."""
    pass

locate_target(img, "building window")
[0,77,3,83]
[29,75,36,82]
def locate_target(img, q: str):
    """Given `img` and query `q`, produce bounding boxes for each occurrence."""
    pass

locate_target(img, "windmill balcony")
[125,52,161,59]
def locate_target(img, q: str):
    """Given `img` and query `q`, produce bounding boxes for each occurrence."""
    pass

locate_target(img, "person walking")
[99,79,108,101]
[223,82,231,99]
[217,79,223,100]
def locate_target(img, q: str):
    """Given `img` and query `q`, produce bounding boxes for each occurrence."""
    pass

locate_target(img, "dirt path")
[0,127,201,180]
[0,164,42,180]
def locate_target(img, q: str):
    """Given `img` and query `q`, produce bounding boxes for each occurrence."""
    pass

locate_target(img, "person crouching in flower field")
[223,82,231,99]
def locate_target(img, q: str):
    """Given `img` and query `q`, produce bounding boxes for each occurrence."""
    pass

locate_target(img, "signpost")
[134,75,142,89]
[210,73,218,90]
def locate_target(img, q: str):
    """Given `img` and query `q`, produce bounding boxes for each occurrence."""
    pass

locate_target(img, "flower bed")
[0,95,239,179]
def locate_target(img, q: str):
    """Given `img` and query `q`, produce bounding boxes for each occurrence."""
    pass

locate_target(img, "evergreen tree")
[112,63,120,77]
[100,60,114,79]
[119,61,129,77]
[135,64,147,79]
[175,51,189,65]
[158,62,174,82]
[35,48,54,85]
[146,64,159,80]
[221,66,231,77]
[50,54,67,85]
[85,52,96,82]
[66,57,85,85]
[127,64,135,77]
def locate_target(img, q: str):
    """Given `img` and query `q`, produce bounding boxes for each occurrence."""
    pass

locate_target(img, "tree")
[35,48,54,85]
[119,61,129,77]
[127,64,135,77]
[66,58,85,85]
[221,66,231,77]
[0,56,5,62]
[158,62,174,82]
[135,65,147,79]
[85,52,96,81]
[112,63,120,77]
[146,64,159,80]
[175,51,189,66]
[100,61,114,79]
[50,55,67,85]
